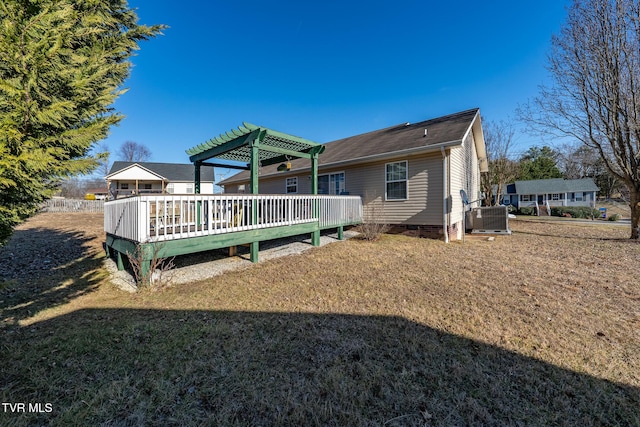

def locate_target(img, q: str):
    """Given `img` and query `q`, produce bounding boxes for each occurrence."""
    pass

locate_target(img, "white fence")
[43,198,105,213]
[104,194,362,243]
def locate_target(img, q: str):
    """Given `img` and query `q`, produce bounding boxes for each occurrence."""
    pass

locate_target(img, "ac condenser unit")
[469,206,511,235]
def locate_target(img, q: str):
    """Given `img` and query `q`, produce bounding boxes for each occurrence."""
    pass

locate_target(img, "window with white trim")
[575,192,584,201]
[186,184,194,194]
[318,172,345,195]
[551,193,560,201]
[385,161,408,200]
[286,177,298,193]
[166,183,174,194]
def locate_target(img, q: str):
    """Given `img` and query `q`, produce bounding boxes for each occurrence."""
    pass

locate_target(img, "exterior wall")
[170,181,214,194]
[449,131,481,234]
[223,183,242,193]
[223,151,445,227]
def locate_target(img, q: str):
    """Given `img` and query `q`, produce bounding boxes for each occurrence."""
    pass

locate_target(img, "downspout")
[441,147,449,243]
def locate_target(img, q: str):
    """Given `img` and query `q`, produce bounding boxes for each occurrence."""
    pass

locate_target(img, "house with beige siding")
[219,109,488,241]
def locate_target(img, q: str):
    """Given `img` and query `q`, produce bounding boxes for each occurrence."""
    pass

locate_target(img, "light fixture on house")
[277,156,291,172]
[277,162,291,172]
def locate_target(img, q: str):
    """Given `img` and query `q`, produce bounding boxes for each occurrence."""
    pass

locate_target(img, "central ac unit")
[468,206,511,235]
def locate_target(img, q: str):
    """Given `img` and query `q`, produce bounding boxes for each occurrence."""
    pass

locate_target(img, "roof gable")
[221,108,481,185]
[106,163,165,181]
[107,162,214,182]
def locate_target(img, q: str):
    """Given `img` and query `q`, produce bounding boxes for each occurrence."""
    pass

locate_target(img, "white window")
[120,183,129,190]
[385,161,408,200]
[575,192,583,202]
[286,177,298,193]
[166,183,174,194]
[318,172,345,195]
[521,194,534,202]
[186,184,194,194]
[551,193,560,201]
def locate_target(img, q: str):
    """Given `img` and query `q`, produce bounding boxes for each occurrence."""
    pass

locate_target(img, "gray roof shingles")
[108,162,214,182]
[221,108,479,185]
[509,178,599,194]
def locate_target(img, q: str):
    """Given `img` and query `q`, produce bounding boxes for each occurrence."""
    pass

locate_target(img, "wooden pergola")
[185,123,326,261]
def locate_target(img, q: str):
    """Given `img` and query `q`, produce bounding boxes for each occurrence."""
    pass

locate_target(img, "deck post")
[311,152,320,246]
[116,251,125,271]
[250,242,259,263]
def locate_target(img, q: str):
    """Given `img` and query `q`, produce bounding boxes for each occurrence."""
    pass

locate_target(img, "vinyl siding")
[450,132,481,225]
[223,152,444,226]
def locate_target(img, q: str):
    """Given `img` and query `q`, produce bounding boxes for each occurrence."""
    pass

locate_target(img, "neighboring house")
[106,162,215,199]
[219,108,488,241]
[499,178,599,209]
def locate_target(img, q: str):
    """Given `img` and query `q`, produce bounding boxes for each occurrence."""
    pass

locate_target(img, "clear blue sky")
[100,0,570,174]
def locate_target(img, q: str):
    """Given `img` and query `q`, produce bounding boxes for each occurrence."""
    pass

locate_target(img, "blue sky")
[100,0,570,175]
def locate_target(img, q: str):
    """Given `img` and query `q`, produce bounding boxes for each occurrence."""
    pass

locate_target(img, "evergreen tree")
[0,0,165,244]
[517,146,564,181]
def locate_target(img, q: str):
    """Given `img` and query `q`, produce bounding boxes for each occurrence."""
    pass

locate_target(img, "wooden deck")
[104,194,362,270]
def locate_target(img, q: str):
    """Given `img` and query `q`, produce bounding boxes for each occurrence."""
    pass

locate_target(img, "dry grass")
[1,213,639,426]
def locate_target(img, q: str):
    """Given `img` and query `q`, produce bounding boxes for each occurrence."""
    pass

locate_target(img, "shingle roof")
[221,108,480,185]
[108,162,214,182]
[507,178,599,194]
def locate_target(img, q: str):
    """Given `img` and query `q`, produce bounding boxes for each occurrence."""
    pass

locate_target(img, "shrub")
[358,199,389,241]
[550,207,600,219]
[518,207,535,215]
[608,213,620,221]
[126,242,175,290]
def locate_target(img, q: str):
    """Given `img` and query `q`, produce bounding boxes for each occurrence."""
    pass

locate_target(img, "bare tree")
[95,141,111,177]
[117,141,152,162]
[557,143,600,179]
[480,119,518,206]
[519,0,640,239]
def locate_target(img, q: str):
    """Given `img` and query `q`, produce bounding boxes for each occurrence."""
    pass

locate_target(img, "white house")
[106,162,215,199]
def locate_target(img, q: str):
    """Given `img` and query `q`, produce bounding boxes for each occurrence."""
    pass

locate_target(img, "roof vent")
[404,122,410,126]
[424,128,428,137]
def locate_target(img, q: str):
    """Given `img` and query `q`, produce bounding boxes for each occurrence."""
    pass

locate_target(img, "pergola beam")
[188,129,262,163]
[201,162,250,170]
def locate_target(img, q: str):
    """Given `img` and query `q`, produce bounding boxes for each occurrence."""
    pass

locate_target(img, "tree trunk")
[630,187,640,240]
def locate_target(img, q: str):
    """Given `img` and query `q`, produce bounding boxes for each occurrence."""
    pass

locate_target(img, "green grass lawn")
[1,213,639,426]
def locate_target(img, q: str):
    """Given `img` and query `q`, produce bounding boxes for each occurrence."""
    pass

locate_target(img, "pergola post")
[194,161,202,225]
[250,140,260,262]
[250,140,260,195]
[311,152,320,246]
[194,161,201,194]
